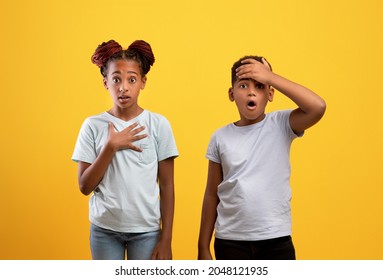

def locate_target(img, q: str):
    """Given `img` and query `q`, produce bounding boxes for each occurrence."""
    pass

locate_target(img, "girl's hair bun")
[128,40,155,67]
[91,40,122,68]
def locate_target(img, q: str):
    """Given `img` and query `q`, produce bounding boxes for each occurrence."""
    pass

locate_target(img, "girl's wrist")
[104,140,118,154]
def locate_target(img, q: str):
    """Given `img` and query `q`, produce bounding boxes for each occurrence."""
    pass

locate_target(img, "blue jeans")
[214,236,296,260]
[90,224,160,260]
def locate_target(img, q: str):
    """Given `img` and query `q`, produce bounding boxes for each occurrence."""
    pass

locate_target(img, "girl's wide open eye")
[239,83,248,89]
[112,77,121,84]
[129,77,137,83]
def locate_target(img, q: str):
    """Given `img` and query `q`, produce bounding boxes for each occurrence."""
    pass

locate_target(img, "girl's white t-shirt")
[72,110,178,232]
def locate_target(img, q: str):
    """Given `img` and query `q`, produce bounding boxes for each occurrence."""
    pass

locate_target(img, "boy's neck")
[234,113,266,127]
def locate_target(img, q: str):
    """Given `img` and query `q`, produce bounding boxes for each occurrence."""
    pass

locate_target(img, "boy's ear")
[228,87,235,101]
[268,86,275,102]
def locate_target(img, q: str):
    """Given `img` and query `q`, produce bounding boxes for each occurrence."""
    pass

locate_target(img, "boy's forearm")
[198,195,218,250]
[268,72,326,115]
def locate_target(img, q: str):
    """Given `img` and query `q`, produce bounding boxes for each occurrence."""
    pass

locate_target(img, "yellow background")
[1,0,382,260]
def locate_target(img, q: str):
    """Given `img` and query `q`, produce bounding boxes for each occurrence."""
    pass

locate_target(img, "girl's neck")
[107,106,144,122]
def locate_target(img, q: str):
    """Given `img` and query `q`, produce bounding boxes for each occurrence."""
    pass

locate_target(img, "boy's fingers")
[262,57,271,70]
[240,58,256,64]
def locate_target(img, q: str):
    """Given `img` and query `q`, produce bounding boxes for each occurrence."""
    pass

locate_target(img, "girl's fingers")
[108,122,116,132]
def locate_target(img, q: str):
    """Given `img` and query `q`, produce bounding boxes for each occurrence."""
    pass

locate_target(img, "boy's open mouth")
[247,101,256,109]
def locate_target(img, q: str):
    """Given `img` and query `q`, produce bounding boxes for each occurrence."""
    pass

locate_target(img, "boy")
[198,56,326,260]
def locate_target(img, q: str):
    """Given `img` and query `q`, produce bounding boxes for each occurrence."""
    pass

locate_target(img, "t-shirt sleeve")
[71,118,97,164]
[206,132,221,164]
[157,117,179,161]
[276,109,304,140]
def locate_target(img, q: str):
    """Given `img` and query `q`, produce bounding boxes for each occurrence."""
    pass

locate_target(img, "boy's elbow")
[316,98,327,119]
[311,97,326,121]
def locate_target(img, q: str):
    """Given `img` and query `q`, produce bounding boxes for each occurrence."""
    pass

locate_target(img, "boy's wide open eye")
[256,83,265,89]
[239,83,248,89]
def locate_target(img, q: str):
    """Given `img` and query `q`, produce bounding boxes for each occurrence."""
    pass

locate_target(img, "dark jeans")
[214,236,296,260]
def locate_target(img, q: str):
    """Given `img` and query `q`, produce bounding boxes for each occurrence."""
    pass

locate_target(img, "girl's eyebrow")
[127,71,139,75]
[111,70,139,75]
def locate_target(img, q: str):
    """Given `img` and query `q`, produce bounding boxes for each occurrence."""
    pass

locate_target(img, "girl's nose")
[120,83,128,93]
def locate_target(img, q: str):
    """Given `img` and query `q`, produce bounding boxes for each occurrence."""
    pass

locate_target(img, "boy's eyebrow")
[237,78,260,83]
[237,78,251,82]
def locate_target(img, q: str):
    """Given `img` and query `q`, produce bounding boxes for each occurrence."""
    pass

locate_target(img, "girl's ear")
[103,78,108,90]
[268,86,275,102]
[141,76,147,90]
[228,87,235,102]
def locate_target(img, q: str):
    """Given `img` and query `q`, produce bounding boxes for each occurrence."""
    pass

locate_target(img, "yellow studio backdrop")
[0,0,382,260]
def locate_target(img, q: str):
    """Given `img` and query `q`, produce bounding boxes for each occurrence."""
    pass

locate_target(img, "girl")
[72,40,178,260]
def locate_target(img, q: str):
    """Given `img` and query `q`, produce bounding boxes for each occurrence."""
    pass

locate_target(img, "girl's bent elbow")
[79,184,93,196]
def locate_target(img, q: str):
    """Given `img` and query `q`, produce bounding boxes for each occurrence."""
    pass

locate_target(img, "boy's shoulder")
[267,109,293,118]
[210,109,295,139]
[215,110,292,130]
[211,122,233,135]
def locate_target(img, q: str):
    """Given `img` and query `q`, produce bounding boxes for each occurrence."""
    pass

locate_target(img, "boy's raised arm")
[266,71,326,134]
[236,58,326,134]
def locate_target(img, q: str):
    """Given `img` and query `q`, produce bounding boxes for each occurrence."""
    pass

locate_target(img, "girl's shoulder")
[84,112,109,121]
[142,110,171,125]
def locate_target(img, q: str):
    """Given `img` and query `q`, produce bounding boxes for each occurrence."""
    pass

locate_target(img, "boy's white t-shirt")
[206,110,302,241]
[72,110,178,232]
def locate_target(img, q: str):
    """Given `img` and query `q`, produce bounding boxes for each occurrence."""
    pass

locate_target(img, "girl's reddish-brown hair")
[91,39,155,77]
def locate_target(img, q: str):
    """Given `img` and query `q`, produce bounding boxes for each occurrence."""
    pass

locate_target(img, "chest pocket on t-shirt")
[139,137,157,164]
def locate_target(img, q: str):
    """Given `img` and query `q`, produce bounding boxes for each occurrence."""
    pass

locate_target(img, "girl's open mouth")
[118,96,130,103]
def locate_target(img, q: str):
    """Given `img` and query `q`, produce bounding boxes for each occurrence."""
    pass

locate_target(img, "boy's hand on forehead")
[235,57,272,84]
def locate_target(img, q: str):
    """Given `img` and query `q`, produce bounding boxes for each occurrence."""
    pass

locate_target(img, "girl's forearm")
[158,159,176,242]
[159,184,174,242]
[78,143,116,195]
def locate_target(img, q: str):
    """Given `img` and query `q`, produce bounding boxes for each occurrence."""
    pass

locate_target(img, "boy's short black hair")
[231,55,272,85]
